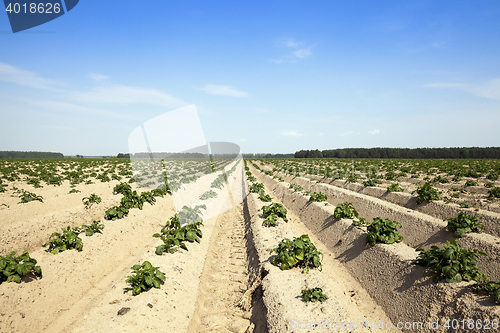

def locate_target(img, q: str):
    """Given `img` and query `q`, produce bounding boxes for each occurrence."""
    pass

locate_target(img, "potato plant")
[386,183,403,192]
[199,190,218,200]
[270,234,323,273]
[258,191,272,202]
[154,213,203,254]
[16,189,43,204]
[488,187,500,199]
[415,239,486,283]
[301,287,328,302]
[445,212,483,238]
[333,202,358,219]
[43,226,84,254]
[82,194,101,208]
[80,220,104,236]
[366,217,403,246]
[412,182,441,204]
[262,203,288,221]
[126,261,165,296]
[0,251,42,284]
[309,192,327,202]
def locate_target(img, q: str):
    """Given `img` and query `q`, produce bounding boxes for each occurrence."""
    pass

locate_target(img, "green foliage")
[459,201,471,208]
[485,182,495,188]
[352,217,368,227]
[43,226,83,254]
[262,214,279,227]
[465,180,478,187]
[68,188,81,194]
[199,190,218,200]
[366,217,403,246]
[289,183,303,192]
[80,220,104,236]
[262,203,288,221]
[301,287,328,302]
[270,234,323,273]
[362,179,382,187]
[153,214,203,254]
[488,187,500,199]
[0,251,42,284]
[126,261,165,296]
[0,183,6,193]
[113,182,132,195]
[415,239,487,283]
[249,182,264,193]
[433,175,450,183]
[258,191,272,202]
[412,182,441,204]
[333,202,358,219]
[445,212,483,238]
[386,183,403,192]
[346,173,358,183]
[27,177,42,188]
[309,192,327,202]
[487,172,499,181]
[178,205,205,226]
[104,205,130,220]
[16,189,43,203]
[471,277,500,304]
[82,193,101,208]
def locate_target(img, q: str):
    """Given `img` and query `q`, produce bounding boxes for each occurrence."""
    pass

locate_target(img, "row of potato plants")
[250,161,500,305]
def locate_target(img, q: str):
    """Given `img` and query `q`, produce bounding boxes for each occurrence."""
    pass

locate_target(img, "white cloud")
[278,38,300,48]
[369,129,380,135]
[200,84,248,97]
[281,130,303,137]
[424,79,500,100]
[89,73,109,82]
[293,48,312,59]
[68,84,187,108]
[239,138,248,142]
[31,100,140,120]
[0,62,61,89]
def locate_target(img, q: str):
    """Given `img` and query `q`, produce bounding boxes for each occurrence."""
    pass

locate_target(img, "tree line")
[0,151,64,159]
[294,147,500,159]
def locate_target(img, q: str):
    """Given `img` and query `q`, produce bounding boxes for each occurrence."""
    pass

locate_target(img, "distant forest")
[0,151,64,158]
[294,147,500,159]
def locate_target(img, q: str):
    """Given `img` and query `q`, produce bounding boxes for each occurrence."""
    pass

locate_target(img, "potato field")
[1,157,500,332]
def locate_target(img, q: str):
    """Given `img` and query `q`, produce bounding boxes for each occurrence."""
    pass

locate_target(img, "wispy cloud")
[424,79,500,100]
[272,38,313,64]
[369,129,380,135]
[31,100,141,120]
[68,84,187,107]
[281,130,303,137]
[200,84,248,97]
[88,73,109,82]
[0,62,62,89]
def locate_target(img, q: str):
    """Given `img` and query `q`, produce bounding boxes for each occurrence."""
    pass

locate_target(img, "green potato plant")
[126,261,165,296]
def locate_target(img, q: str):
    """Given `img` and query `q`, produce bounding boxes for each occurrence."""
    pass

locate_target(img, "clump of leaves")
[459,201,471,208]
[487,172,499,181]
[444,212,483,238]
[17,189,43,204]
[82,193,101,208]
[333,202,358,219]
[309,192,327,202]
[289,183,303,192]
[484,182,495,188]
[113,182,132,195]
[488,187,500,199]
[262,214,279,227]
[465,180,478,187]
[386,183,403,192]
[43,226,83,254]
[68,188,81,194]
[104,205,129,220]
[178,205,205,226]
[199,190,218,200]
[346,173,358,183]
[412,182,441,204]
[352,217,368,227]
[0,251,42,284]
[80,220,104,236]
[415,239,487,283]
[450,192,460,198]
[301,287,328,302]
[249,182,264,193]
[126,261,165,296]
[366,217,403,246]
[0,183,6,193]
[262,203,288,221]
[471,277,500,304]
[433,175,450,184]
[270,234,323,273]
[362,179,382,187]
[120,190,145,209]
[258,191,272,202]
[153,214,203,254]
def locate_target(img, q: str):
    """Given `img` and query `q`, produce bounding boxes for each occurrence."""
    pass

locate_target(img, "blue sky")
[1,0,499,155]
